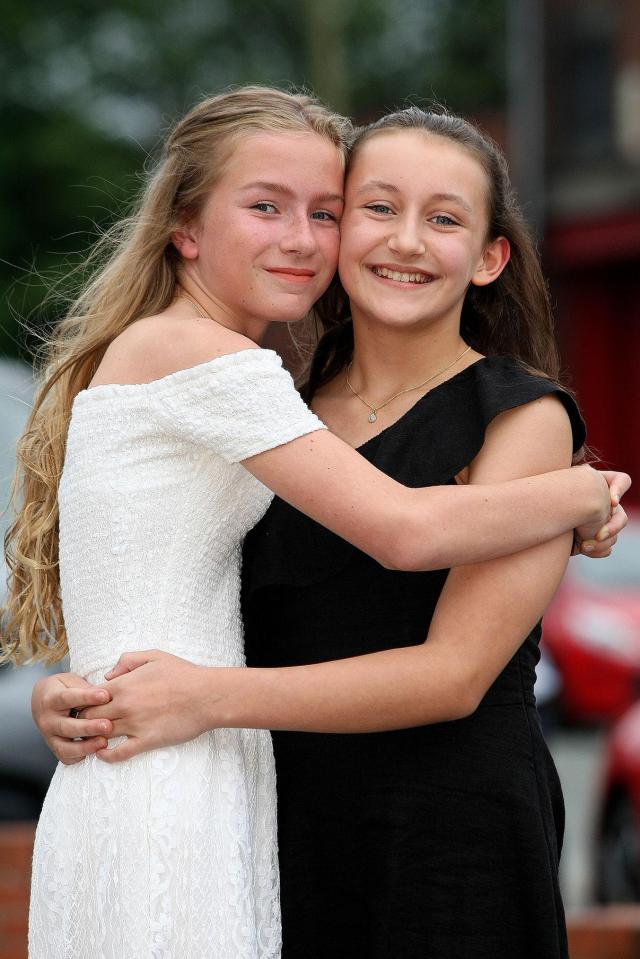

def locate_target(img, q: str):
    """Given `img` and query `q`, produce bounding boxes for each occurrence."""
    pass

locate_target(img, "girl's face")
[338,130,508,333]
[176,131,344,333]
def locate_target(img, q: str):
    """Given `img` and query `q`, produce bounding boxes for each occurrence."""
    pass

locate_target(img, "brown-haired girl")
[20,95,627,959]
[242,107,594,958]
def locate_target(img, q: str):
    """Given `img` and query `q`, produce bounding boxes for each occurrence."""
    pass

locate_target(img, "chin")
[368,311,428,329]
[268,315,307,327]
[266,302,317,325]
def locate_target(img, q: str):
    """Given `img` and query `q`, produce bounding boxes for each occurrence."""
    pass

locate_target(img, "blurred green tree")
[0,0,505,360]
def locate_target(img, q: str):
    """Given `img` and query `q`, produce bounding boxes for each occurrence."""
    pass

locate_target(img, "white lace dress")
[29,349,325,959]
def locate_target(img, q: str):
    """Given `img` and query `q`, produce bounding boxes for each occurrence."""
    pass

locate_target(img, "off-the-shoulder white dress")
[29,349,325,959]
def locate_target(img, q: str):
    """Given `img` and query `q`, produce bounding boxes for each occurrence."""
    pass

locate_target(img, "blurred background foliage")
[0,0,505,359]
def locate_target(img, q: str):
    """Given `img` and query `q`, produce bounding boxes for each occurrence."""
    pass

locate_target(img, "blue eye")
[431,214,457,226]
[366,203,393,215]
[311,211,337,222]
[251,202,278,214]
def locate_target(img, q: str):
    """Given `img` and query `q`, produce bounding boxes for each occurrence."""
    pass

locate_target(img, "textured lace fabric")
[29,348,325,959]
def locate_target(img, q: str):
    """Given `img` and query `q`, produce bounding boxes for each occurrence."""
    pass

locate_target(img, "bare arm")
[97,320,622,572]
[82,395,615,760]
[242,423,612,572]
[226,394,577,730]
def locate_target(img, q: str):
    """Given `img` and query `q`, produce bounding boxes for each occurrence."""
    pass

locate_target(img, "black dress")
[241,356,586,959]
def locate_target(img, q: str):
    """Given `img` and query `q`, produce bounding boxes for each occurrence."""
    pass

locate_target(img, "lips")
[370,265,435,284]
[266,267,316,278]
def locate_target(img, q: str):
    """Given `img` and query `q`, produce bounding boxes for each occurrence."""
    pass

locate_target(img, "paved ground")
[548,727,605,909]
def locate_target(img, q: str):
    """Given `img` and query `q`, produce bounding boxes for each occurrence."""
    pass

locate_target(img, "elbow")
[376,543,416,572]
[442,679,483,722]
[380,542,446,575]
[375,512,445,573]
[416,691,478,725]
[377,541,423,572]
[450,690,481,721]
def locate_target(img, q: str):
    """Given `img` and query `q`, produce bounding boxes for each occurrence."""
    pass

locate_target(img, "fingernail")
[99,722,110,733]
[97,690,109,702]
[583,542,595,552]
[596,528,609,542]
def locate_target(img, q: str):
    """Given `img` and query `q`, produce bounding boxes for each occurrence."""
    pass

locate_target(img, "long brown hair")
[2,85,351,665]
[302,106,561,402]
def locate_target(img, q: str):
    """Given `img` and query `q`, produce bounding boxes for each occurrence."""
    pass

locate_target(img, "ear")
[171,222,200,261]
[470,236,510,287]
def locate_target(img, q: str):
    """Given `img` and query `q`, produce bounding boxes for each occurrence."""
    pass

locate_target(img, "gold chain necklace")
[346,343,472,423]
[177,287,212,320]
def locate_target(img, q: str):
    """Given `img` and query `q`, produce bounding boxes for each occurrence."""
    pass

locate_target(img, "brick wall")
[0,823,33,959]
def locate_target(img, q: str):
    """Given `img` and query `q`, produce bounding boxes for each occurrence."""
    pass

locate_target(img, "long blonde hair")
[2,85,351,665]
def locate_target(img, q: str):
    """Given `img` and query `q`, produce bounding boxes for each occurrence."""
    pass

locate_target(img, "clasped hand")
[32,651,226,764]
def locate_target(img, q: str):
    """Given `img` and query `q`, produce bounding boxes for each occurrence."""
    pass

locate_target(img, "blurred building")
[544,0,640,489]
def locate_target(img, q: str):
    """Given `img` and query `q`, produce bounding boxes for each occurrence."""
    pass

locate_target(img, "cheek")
[438,237,478,278]
[337,242,358,293]
[337,218,373,276]
[201,207,271,260]
[317,226,340,273]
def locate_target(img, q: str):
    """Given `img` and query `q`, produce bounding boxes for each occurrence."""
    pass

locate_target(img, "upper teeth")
[372,267,431,283]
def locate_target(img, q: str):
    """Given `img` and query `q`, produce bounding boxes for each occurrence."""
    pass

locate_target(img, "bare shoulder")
[91,311,259,387]
[469,393,573,483]
[485,393,572,444]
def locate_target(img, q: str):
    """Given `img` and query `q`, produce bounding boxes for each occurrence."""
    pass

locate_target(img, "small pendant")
[368,411,377,423]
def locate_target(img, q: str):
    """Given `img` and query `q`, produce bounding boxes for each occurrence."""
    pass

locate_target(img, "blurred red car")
[540,513,640,724]
[594,701,640,902]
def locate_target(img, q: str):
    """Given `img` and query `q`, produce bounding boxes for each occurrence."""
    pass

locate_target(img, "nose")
[387,215,426,258]
[279,212,317,257]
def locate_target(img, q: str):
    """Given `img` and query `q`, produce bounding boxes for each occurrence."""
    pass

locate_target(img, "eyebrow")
[354,181,473,214]
[239,181,344,204]
[354,180,400,197]
[431,192,473,214]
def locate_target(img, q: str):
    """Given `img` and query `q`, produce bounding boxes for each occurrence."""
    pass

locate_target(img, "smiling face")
[175,130,345,333]
[338,129,509,334]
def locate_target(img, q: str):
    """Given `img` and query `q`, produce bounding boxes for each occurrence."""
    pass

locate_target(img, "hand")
[83,650,217,763]
[574,469,631,557]
[31,673,113,765]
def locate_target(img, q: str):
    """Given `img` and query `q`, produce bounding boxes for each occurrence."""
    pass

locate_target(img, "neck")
[347,310,469,399]
[176,271,269,344]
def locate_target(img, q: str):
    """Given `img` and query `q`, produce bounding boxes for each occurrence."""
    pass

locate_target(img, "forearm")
[206,539,572,735]
[246,423,618,573]
[396,464,605,571]
[202,645,472,734]
[92,531,573,753]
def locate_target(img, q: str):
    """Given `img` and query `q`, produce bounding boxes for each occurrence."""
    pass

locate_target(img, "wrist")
[31,678,46,723]
[582,465,608,526]
[197,665,252,731]
[570,465,607,539]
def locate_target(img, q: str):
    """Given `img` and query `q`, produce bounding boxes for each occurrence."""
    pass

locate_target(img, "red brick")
[567,906,640,959]
[0,903,28,935]
[0,931,27,959]
[0,823,34,959]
